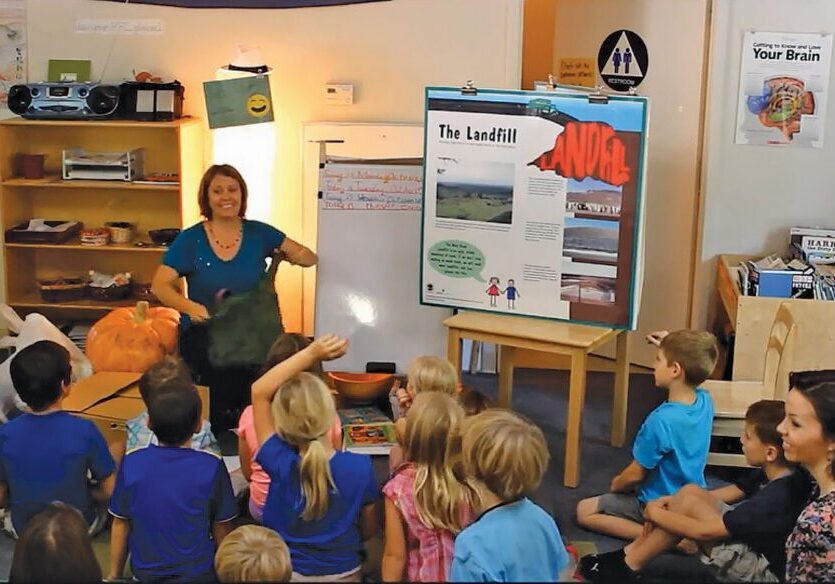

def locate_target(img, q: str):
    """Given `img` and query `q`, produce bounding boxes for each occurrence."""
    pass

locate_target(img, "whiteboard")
[302,123,452,374]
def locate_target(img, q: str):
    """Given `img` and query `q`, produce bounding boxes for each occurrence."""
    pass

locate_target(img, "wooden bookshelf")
[0,117,204,317]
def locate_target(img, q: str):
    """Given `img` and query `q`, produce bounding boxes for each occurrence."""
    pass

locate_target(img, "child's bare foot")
[676,538,699,555]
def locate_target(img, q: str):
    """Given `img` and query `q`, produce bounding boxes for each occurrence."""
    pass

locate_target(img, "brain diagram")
[747,76,816,142]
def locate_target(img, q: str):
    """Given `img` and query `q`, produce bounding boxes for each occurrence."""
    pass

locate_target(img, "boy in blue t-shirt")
[0,340,115,536]
[108,381,238,582]
[576,330,717,541]
[451,409,570,582]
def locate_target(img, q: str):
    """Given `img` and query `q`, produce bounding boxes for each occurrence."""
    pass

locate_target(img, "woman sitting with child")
[779,370,835,583]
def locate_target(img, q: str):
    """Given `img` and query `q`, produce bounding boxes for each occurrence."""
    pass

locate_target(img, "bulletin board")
[420,87,649,329]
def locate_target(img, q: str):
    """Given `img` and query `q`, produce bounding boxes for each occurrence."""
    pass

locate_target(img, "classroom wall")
[552,0,710,366]
[19,0,522,332]
[693,0,835,328]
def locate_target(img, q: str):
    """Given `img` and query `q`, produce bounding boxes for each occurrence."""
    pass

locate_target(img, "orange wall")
[522,0,557,89]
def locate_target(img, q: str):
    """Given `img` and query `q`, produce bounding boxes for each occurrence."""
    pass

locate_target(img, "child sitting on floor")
[0,340,115,537]
[108,381,238,582]
[390,356,460,472]
[382,392,473,582]
[9,502,103,584]
[457,384,492,417]
[451,409,570,582]
[579,399,812,583]
[215,524,292,583]
[123,356,220,456]
[576,330,717,541]
[238,333,342,523]
[252,334,380,581]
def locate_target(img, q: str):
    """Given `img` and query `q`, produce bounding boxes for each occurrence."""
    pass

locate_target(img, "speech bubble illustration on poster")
[428,240,486,282]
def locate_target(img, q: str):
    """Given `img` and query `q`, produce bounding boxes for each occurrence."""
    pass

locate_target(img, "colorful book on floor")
[343,422,397,455]
[338,406,396,455]
[338,406,391,427]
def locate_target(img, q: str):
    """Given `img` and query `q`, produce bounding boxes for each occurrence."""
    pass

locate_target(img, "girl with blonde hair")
[252,335,379,581]
[237,333,342,522]
[382,392,473,582]
[390,356,460,472]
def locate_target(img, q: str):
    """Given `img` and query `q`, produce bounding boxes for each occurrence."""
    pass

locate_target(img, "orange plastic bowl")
[326,372,393,402]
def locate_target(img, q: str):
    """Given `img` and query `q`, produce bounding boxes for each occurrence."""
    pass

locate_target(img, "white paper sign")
[75,18,164,35]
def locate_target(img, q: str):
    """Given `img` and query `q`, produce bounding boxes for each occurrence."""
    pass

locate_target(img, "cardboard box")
[63,372,209,445]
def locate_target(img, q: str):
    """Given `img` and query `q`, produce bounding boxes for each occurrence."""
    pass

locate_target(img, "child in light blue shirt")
[576,330,717,541]
[451,409,570,582]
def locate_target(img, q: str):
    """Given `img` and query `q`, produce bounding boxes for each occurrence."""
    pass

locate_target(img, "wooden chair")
[704,302,798,467]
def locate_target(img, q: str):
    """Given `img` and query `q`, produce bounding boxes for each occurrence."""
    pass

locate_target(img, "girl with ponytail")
[252,335,380,581]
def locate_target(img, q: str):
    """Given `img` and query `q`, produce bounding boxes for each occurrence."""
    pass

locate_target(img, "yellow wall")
[20,0,522,331]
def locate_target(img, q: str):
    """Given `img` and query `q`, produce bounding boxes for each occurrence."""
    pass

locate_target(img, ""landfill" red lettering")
[529,122,631,186]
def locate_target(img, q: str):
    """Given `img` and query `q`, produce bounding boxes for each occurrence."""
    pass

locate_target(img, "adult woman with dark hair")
[151,164,317,432]
[778,370,835,583]
[9,502,101,583]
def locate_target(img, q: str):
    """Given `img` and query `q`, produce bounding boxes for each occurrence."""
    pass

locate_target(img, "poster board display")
[420,87,649,329]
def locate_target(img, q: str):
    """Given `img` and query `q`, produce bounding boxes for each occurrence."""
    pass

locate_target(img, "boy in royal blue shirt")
[108,381,238,582]
[0,340,115,536]
[576,330,717,540]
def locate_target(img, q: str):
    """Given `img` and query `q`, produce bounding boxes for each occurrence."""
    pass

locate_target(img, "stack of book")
[790,227,835,266]
[338,406,397,456]
[738,255,814,298]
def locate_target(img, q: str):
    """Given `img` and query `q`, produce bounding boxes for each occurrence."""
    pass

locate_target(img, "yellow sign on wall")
[558,57,596,88]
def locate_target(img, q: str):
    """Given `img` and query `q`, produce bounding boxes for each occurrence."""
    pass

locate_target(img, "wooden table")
[444,311,629,488]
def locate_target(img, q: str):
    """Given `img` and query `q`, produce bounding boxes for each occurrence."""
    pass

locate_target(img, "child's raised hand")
[310,334,349,361]
[645,330,669,347]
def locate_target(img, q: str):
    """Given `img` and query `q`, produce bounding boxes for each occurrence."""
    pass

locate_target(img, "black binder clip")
[588,85,609,104]
[460,80,478,96]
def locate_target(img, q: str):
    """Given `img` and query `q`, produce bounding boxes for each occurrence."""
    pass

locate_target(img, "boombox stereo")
[7,82,121,119]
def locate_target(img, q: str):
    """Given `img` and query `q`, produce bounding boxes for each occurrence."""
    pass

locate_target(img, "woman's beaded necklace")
[207,220,242,250]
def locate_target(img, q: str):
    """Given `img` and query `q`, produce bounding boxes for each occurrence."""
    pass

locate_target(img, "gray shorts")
[699,542,778,582]
[596,492,645,523]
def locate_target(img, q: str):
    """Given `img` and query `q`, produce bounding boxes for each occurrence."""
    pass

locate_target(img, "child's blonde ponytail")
[271,372,338,521]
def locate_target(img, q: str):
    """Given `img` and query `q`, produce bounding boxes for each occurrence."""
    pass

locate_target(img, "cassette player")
[6,82,121,119]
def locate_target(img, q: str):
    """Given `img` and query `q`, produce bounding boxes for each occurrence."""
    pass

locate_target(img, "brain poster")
[736,31,832,148]
[420,87,649,329]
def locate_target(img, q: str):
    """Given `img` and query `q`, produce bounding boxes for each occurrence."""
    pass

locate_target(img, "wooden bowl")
[326,372,393,402]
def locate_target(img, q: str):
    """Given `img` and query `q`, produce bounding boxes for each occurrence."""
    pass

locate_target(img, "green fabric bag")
[207,253,284,369]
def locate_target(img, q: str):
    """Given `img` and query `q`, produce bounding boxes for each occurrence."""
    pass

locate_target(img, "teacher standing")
[151,164,317,432]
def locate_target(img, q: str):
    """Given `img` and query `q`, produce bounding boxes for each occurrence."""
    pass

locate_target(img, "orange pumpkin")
[86,301,180,373]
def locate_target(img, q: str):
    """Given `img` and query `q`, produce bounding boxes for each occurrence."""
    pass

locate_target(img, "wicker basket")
[38,278,88,303]
[105,222,135,244]
[88,282,132,301]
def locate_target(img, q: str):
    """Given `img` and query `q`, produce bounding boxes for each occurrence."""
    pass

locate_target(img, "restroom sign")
[598,30,648,92]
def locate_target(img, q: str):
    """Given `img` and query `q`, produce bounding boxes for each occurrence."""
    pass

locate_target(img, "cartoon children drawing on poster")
[504,279,519,309]
[486,276,501,307]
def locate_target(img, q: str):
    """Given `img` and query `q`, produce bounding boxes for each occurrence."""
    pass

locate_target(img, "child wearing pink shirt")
[382,392,473,582]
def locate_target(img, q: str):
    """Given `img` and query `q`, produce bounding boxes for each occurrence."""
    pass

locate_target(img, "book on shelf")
[338,406,396,455]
